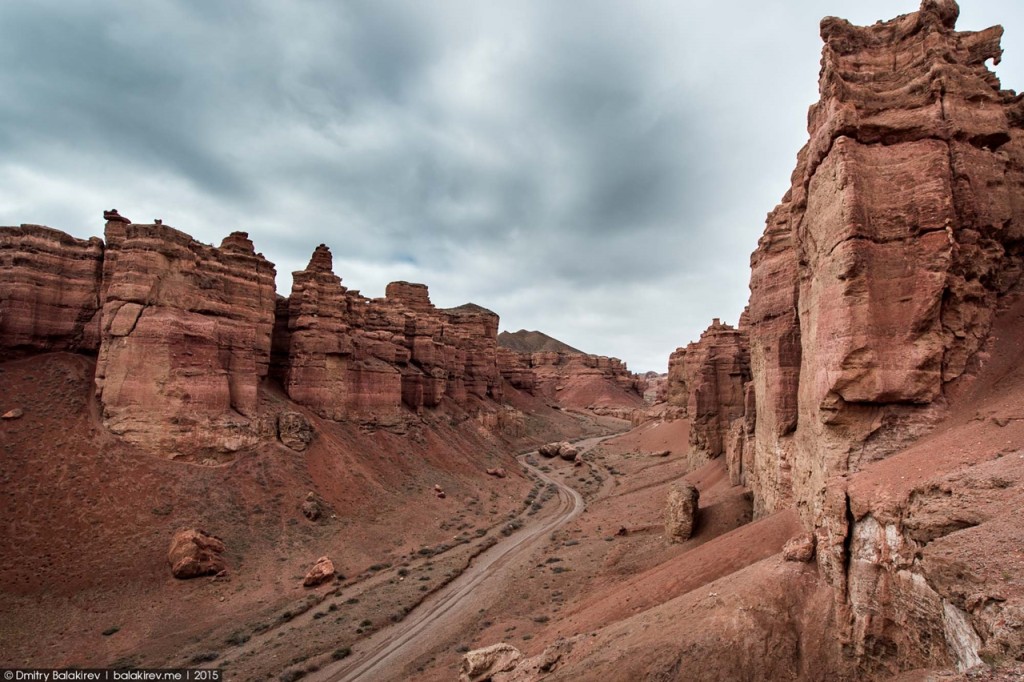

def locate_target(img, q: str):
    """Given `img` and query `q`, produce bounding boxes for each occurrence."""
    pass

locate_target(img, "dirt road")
[309,436,609,682]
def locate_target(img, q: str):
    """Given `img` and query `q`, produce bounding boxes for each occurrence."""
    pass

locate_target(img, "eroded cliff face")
[740,0,1024,674]
[650,3,1024,675]
[497,348,644,412]
[747,0,1024,521]
[272,246,504,421]
[0,225,104,356]
[95,219,278,453]
[1,218,610,454]
[662,346,688,408]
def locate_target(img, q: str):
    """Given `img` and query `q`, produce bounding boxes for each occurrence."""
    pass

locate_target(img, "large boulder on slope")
[665,482,700,542]
[168,528,227,579]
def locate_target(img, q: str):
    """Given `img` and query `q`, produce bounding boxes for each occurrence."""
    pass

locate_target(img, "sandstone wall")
[95,219,278,453]
[1,219,516,453]
[0,225,104,355]
[497,348,644,409]
[662,346,688,408]
[741,0,1024,672]
[682,320,751,467]
[271,247,505,419]
[747,0,1024,522]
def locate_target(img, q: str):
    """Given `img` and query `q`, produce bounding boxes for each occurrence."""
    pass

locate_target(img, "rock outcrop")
[95,220,277,454]
[0,225,104,356]
[272,245,505,418]
[681,320,751,466]
[498,348,644,410]
[746,0,1024,522]
[1,220,529,453]
[167,529,227,579]
[735,0,1024,674]
[662,347,689,407]
[661,319,752,474]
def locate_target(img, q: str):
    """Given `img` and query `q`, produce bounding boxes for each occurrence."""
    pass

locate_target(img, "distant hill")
[498,329,584,354]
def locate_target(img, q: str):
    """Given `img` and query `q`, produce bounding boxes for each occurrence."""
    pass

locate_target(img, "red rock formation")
[0,225,104,356]
[95,220,278,453]
[662,347,688,408]
[495,347,536,392]
[274,245,403,418]
[444,303,504,402]
[499,350,643,410]
[272,247,505,420]
[747,0,1024,522]
[740,0,1024,674]
[664,319,751,469]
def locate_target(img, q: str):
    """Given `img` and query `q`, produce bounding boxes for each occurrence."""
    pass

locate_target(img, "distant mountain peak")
[497,329,584,354]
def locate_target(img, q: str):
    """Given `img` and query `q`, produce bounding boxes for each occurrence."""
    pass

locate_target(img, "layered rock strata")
[682,320,751,466]
[271,246,505,418]
[497,349,643,407]
[1,219,517,453]
[661,319,752,472]
[0,225,104,355]
[737,0,1024,673]
[95,220,277,453]
[747,0,1024,521]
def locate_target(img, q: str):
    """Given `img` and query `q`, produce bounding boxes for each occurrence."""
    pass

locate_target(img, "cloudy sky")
[2,1,1022,372]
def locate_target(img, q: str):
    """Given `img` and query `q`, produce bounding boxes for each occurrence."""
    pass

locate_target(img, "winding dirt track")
[310,436,608,682]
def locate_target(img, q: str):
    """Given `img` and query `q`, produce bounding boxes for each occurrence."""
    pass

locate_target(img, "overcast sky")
[2,1,1022,372]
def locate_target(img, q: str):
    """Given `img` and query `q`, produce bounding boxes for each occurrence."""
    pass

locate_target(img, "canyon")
[2,1,1024,680]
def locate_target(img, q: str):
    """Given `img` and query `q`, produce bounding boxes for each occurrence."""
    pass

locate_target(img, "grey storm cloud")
[1,0,1022,371]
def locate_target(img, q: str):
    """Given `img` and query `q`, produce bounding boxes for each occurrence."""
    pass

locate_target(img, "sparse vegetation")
[226,631,250,646]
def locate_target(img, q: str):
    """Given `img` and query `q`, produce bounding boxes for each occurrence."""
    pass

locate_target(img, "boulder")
[2,408,24,420]
[168,529,227,579]
[302,556,335,587]
[665,482,700,542]
[557,443,579,461]
[782,533,816,562]
[538,443,560,458]
[486,467,507,478]
[459,643,523,682]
